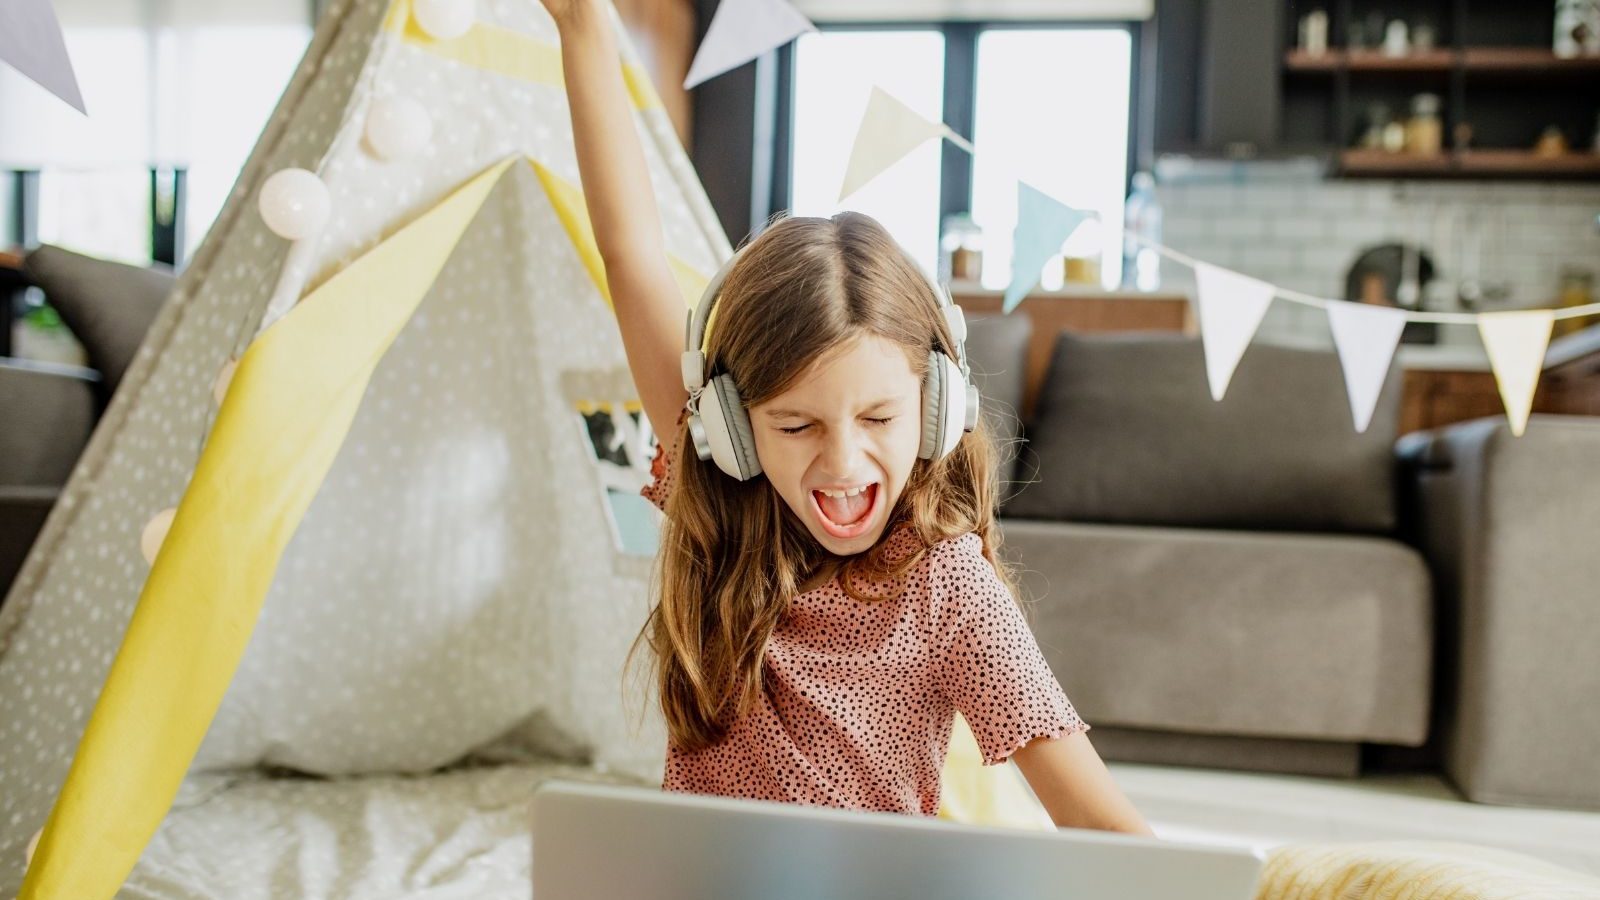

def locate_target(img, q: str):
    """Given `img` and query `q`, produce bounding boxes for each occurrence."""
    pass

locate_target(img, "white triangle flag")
[1327,301,1408,432]
[0,0,86,113]
[1478,310,1554,437]
[684,0,815,90]
[839,86,949,202]
[1193,262,1275,401]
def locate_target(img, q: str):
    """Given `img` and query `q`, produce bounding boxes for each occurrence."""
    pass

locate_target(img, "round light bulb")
[140,508,179,565]
[413,0,474,40]
[258,168,331,241]
[364,96,433,161]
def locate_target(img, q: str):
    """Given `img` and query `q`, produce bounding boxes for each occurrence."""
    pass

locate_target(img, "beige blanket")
[1256,841,1600,899]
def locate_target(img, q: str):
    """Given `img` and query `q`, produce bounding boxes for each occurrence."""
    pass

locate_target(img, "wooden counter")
[953,287,1194,419]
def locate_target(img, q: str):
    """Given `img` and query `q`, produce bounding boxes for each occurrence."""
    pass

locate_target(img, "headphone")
[680,250,980,482]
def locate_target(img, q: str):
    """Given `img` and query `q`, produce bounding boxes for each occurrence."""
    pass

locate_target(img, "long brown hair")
[627,211,1017,752]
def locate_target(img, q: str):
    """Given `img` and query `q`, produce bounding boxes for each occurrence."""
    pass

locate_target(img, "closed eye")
[864,416,894,426]
[778,424,811,435]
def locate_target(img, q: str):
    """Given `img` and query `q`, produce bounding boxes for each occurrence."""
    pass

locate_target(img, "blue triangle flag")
[1003,181,1091,313]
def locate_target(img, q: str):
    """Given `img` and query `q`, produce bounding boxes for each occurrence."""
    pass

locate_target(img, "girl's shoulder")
[887,528,997,595]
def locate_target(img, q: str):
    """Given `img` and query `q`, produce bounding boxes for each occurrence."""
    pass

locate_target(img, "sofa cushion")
[961,312,1032,496]
[1005,333,1401,533]
[1000,518,1431,745]
[23,244,174,394]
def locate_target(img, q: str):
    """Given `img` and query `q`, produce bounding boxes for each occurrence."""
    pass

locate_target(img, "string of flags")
[676,0,1589,439]
[686,0,815,89]
[838,86,1598,437]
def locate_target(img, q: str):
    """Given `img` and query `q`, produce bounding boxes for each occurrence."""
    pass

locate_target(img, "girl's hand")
[538,0,599,30]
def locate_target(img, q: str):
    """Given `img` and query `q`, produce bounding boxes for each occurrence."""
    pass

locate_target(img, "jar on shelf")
[1554,267,1596,337]
[939,214,984,284]
[1361,103,1391,149]
[1405,93,1443,156]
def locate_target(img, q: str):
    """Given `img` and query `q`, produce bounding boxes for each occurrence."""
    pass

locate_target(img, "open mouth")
[810,482,882,540]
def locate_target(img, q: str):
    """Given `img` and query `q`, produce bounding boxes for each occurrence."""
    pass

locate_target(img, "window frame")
[772,18,1144,240]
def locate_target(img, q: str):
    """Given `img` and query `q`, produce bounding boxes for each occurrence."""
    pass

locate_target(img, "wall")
[1154,160,1600,347]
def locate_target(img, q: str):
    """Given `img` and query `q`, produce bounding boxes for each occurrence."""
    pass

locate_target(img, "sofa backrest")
[1005,332,1401,534]
[22,244,174,396]
[962,312,1032,497]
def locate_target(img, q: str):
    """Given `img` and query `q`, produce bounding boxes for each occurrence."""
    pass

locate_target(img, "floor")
[1106,762,1600,878]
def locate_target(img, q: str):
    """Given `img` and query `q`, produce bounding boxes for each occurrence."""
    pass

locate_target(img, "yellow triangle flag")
[1478,309,1554,437]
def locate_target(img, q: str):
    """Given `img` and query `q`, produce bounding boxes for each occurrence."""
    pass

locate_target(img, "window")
[788,29,946,274]
[2,20,310,266]
[784,23,1135,290]
[970,28,1132,291]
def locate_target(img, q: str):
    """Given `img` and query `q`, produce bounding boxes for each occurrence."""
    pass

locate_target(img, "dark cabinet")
[1151,0,1284,158]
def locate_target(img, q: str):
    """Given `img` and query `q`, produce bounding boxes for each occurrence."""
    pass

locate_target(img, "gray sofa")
[980,326,1429,779]
[1400,415,1600,810]
[0,246,172,602]
[966,314,1600,808]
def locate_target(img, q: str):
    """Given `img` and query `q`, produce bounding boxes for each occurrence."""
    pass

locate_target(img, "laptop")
[531,781,1263,899]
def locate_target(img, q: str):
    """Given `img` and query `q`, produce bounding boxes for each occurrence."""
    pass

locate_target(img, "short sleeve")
[930,536,1089,766]
[641,409,687,513]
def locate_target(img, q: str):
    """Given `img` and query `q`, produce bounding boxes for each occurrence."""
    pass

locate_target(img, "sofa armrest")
[0,357,99,486]
[1404,413,1600,808]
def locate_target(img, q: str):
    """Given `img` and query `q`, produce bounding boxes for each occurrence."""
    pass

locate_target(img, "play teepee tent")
[0,0,728,894]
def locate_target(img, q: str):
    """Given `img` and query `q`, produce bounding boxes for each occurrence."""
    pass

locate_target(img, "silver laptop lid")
[532,780,1262,900]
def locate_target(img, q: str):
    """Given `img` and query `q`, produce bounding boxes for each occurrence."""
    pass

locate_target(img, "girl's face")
[750,333,924,557]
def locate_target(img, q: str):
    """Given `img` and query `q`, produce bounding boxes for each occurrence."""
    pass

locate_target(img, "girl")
[544,0,1152,836]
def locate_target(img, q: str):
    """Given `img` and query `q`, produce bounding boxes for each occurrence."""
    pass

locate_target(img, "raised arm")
[546,0,690,438]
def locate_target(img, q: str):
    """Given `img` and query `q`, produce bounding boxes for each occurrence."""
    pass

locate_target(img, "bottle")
[1122,171,1162,291]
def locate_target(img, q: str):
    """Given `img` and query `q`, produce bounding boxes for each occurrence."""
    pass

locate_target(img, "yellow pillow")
[936,712,1055,831]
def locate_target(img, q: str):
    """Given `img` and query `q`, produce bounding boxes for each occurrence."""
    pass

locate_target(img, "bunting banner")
[684,0,815,90]
[1003,181,1091,314]
[839,87,951,203]
[1478,310,1555,437]
[825,72,1600,435]
[0,0,85,113]
[1193,262,1275,402]
[1327,302,1408,433]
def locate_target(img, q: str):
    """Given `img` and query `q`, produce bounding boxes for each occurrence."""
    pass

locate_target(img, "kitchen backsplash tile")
[1154,164,1600,346]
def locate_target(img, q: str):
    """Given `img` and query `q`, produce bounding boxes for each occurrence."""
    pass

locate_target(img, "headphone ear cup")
[704,374,762,481]
[919,350,948,461]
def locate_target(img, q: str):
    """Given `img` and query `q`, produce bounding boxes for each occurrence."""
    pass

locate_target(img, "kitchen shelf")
[1285,49,1454,72]
[1338,150,1455,175]
[1286,47,1600,75]
[1455,150,1600,175]
[1339,149,1600,178]
[1461,48,1600,73]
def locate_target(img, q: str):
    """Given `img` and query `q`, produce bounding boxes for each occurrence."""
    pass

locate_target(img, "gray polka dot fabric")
[0,0,729,891]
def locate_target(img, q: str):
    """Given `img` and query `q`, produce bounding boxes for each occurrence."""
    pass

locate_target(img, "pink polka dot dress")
[641,434,1089,817]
